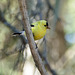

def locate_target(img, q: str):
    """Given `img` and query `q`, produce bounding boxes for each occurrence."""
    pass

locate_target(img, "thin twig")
[0,10,27,45]
[39,51,57,75]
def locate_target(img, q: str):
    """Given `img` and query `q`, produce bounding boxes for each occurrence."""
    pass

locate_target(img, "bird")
[13,20,50,40]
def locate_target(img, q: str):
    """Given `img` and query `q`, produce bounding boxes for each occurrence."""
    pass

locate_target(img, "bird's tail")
[12,31,25,36]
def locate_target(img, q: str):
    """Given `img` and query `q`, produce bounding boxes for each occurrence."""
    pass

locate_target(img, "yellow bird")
[13,20,50,40]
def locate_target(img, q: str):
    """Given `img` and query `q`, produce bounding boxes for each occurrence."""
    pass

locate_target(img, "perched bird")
[13,20,50,40]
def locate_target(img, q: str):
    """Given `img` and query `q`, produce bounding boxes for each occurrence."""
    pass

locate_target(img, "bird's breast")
[32,27,46,40]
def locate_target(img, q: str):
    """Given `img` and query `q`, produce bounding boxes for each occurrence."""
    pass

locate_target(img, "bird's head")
[44,21,50,29]
[41,20,50,29]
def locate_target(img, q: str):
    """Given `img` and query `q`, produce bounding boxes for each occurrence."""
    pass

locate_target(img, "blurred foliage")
[61,0,75,34]
[0,0,75,75]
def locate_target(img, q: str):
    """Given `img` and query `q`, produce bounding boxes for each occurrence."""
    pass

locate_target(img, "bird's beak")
[47,26,50,29]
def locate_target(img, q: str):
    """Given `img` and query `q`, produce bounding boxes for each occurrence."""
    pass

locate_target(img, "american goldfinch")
[13,20,50,40]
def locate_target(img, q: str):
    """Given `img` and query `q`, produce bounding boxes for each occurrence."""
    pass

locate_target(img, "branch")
[38,37,57,75]
[18,0,48,75]
[39,51,57,75]
[46,0,61,21]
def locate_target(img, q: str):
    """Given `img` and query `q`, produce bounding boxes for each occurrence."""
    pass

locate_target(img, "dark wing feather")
[12,32,22,35]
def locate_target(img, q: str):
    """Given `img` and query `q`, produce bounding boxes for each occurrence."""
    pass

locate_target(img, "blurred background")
[0,0,75,75]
